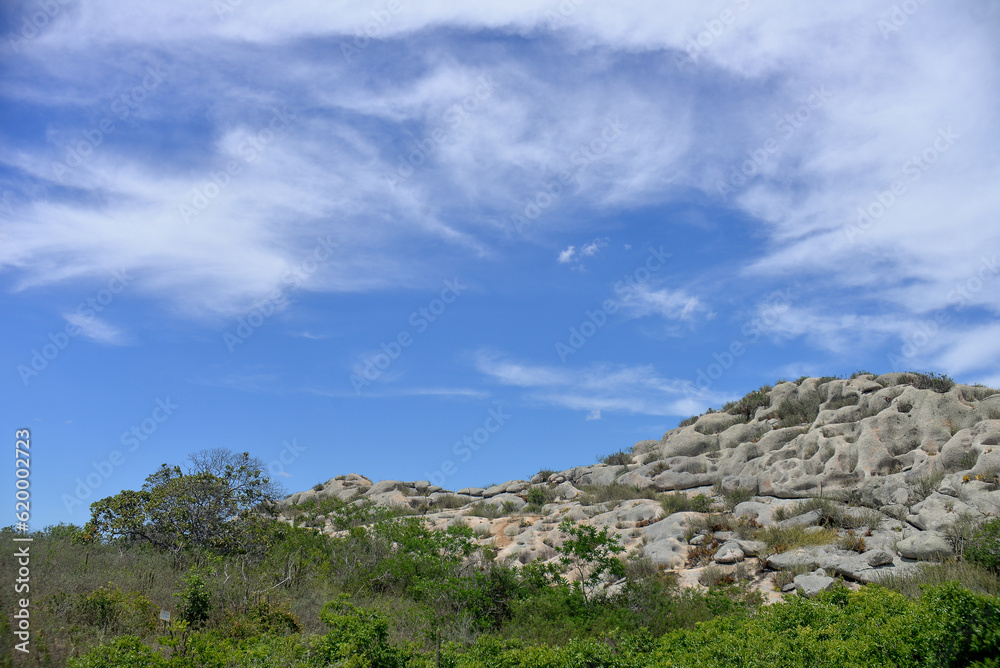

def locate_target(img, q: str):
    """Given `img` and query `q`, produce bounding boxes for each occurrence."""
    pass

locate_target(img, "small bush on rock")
[598,450,633,466]
[678,415,699,428]
[775,391,824,428]
[724,386,772,422]
[526,486,555,507]
[910,370,956,393]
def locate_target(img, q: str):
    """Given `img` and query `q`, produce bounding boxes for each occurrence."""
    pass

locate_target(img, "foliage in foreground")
[63,583,1000,667]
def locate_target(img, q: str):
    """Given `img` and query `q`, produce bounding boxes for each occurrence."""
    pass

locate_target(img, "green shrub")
[678,415,699,428]
[724,386,772,422]
[68,635,166,668]
[724,487,756,510]
[536,468,556,481]
[912,470,945,502]
[313,596,410,667]
[775,391,824,428]
[878,561,1000,598]
[942,512,985,558]
[648,584,1000,668]
[838,531,866,553]
[597,450,633,466]
[910,370,956,393]
[73,585,156,635]
[426,494,467,511]
[175,567,212,627]
[824,394,859,411]
[661,492,712,515]
[967,518,1000,575]
[467,501,504,519]
[525,486,555,507]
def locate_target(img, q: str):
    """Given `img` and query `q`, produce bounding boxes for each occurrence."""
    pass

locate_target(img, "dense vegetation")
[3,448,1000,667]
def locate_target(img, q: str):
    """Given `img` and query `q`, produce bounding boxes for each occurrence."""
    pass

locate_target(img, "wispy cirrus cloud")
[619,284,707,324]
[473,350,725,418]
[63,313,126,345]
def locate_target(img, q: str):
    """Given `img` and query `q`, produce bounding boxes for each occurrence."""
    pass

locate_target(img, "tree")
[188,448,286,501]
[86,449,279,560]
[555,519,626,601]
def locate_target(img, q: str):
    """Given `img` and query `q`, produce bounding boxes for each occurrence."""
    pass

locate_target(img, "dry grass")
[876,562,1000,598]
[756,525,838,555]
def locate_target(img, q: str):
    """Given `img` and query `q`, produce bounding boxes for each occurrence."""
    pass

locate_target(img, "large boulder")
[714,541,745,564]
[794,571,835,597]
[896,532,954,561]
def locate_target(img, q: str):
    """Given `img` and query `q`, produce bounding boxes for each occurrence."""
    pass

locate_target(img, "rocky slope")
[279,373,1000,597]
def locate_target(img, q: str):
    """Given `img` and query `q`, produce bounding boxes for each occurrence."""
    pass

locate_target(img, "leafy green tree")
[85,449,279,560]
[555,519,626,601]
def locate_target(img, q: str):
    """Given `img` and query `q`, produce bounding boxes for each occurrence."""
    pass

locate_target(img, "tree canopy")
[86,449,280,558]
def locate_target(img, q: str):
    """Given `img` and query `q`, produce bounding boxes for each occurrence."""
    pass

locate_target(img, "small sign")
[159,609,171,622]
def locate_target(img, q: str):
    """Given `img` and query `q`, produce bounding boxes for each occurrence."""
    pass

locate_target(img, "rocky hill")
[279,372,1000,598]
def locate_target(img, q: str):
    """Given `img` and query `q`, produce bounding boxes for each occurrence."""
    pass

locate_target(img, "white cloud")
[473,350,727,417]
[290,331,328,340]
[619,284,706,323]
[581,237,608,257]
[63,313,126,345]
[1,0,996,358]
[932,323,1000,376]
[557,237,609,268]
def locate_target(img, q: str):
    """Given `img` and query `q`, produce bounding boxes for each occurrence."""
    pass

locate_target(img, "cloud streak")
[473,350,725,418]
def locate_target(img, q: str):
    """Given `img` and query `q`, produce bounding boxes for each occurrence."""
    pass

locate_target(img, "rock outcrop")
[279,374,1000,596]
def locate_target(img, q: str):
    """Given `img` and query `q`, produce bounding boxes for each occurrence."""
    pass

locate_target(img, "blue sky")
[2,1,999,529]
